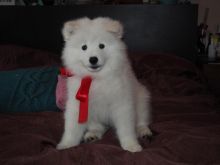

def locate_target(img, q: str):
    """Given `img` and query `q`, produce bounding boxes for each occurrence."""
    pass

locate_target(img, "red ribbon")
[75,76,92,123]
[60,67,92,124]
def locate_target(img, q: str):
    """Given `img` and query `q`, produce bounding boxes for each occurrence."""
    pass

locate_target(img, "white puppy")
[57,17,152,152]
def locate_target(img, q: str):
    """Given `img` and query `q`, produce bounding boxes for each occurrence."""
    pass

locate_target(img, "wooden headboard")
[0,5,198,62]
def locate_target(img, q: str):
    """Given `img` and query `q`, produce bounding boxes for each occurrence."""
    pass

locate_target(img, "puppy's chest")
[88,80,117,122]
[89,81,114,107]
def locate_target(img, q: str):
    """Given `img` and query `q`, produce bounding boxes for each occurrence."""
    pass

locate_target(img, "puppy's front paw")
[56,141,76,150]
[137,126,153,139]
[122,143,142,152]
[83,131,101,143]
[56,143,68,150]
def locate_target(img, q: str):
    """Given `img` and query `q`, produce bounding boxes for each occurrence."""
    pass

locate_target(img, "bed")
[1,5,220,165]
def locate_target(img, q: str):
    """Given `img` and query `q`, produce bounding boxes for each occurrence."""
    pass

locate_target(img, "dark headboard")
[0,5,198,62]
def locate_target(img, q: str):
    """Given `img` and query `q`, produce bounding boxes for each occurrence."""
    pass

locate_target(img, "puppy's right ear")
[62,17,90,41]
[62,21,78,41]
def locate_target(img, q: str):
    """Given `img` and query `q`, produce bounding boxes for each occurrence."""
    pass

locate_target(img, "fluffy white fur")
[57,17,152,152]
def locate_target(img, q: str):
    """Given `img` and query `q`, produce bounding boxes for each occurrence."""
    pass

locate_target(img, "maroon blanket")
[0,45,220,165]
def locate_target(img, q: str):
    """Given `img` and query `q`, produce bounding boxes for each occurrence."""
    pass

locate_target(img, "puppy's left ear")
[94,17,124,39]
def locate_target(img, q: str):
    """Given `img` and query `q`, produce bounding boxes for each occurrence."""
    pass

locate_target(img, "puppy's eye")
[82,45,87,51]
[99,43,105,49]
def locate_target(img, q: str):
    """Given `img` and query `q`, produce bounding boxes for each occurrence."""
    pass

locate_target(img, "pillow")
[0,67,60,112]
[56,75,67,111]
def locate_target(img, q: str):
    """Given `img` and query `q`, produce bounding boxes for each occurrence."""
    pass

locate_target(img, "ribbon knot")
[60,67,73,77]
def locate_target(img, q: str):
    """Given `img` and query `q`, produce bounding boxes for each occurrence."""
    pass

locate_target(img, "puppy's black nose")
[89,56,98,65]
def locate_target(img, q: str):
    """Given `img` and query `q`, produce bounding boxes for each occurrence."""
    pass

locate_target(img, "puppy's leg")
[113,105,142,152]
[83,122,107,142]
[57,78,86,150]
[136,85,152,139]
[57,102,87,150]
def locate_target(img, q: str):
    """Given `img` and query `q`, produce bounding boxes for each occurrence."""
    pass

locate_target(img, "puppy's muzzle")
[88,56,102,71]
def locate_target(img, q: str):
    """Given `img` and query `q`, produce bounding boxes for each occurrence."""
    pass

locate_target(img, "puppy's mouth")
[87,65,103,72]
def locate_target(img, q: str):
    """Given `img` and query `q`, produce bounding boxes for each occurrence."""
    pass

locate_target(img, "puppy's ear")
[94,17,124,39]
[62,17,90,41]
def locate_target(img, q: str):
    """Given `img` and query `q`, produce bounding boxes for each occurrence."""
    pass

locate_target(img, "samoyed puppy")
[57,17,152,152]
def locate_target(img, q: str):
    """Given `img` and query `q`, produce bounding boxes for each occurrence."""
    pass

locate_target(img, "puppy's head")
[61,17,127,77]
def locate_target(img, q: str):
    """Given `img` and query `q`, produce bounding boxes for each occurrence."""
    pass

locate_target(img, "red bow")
[60,67,92,124]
